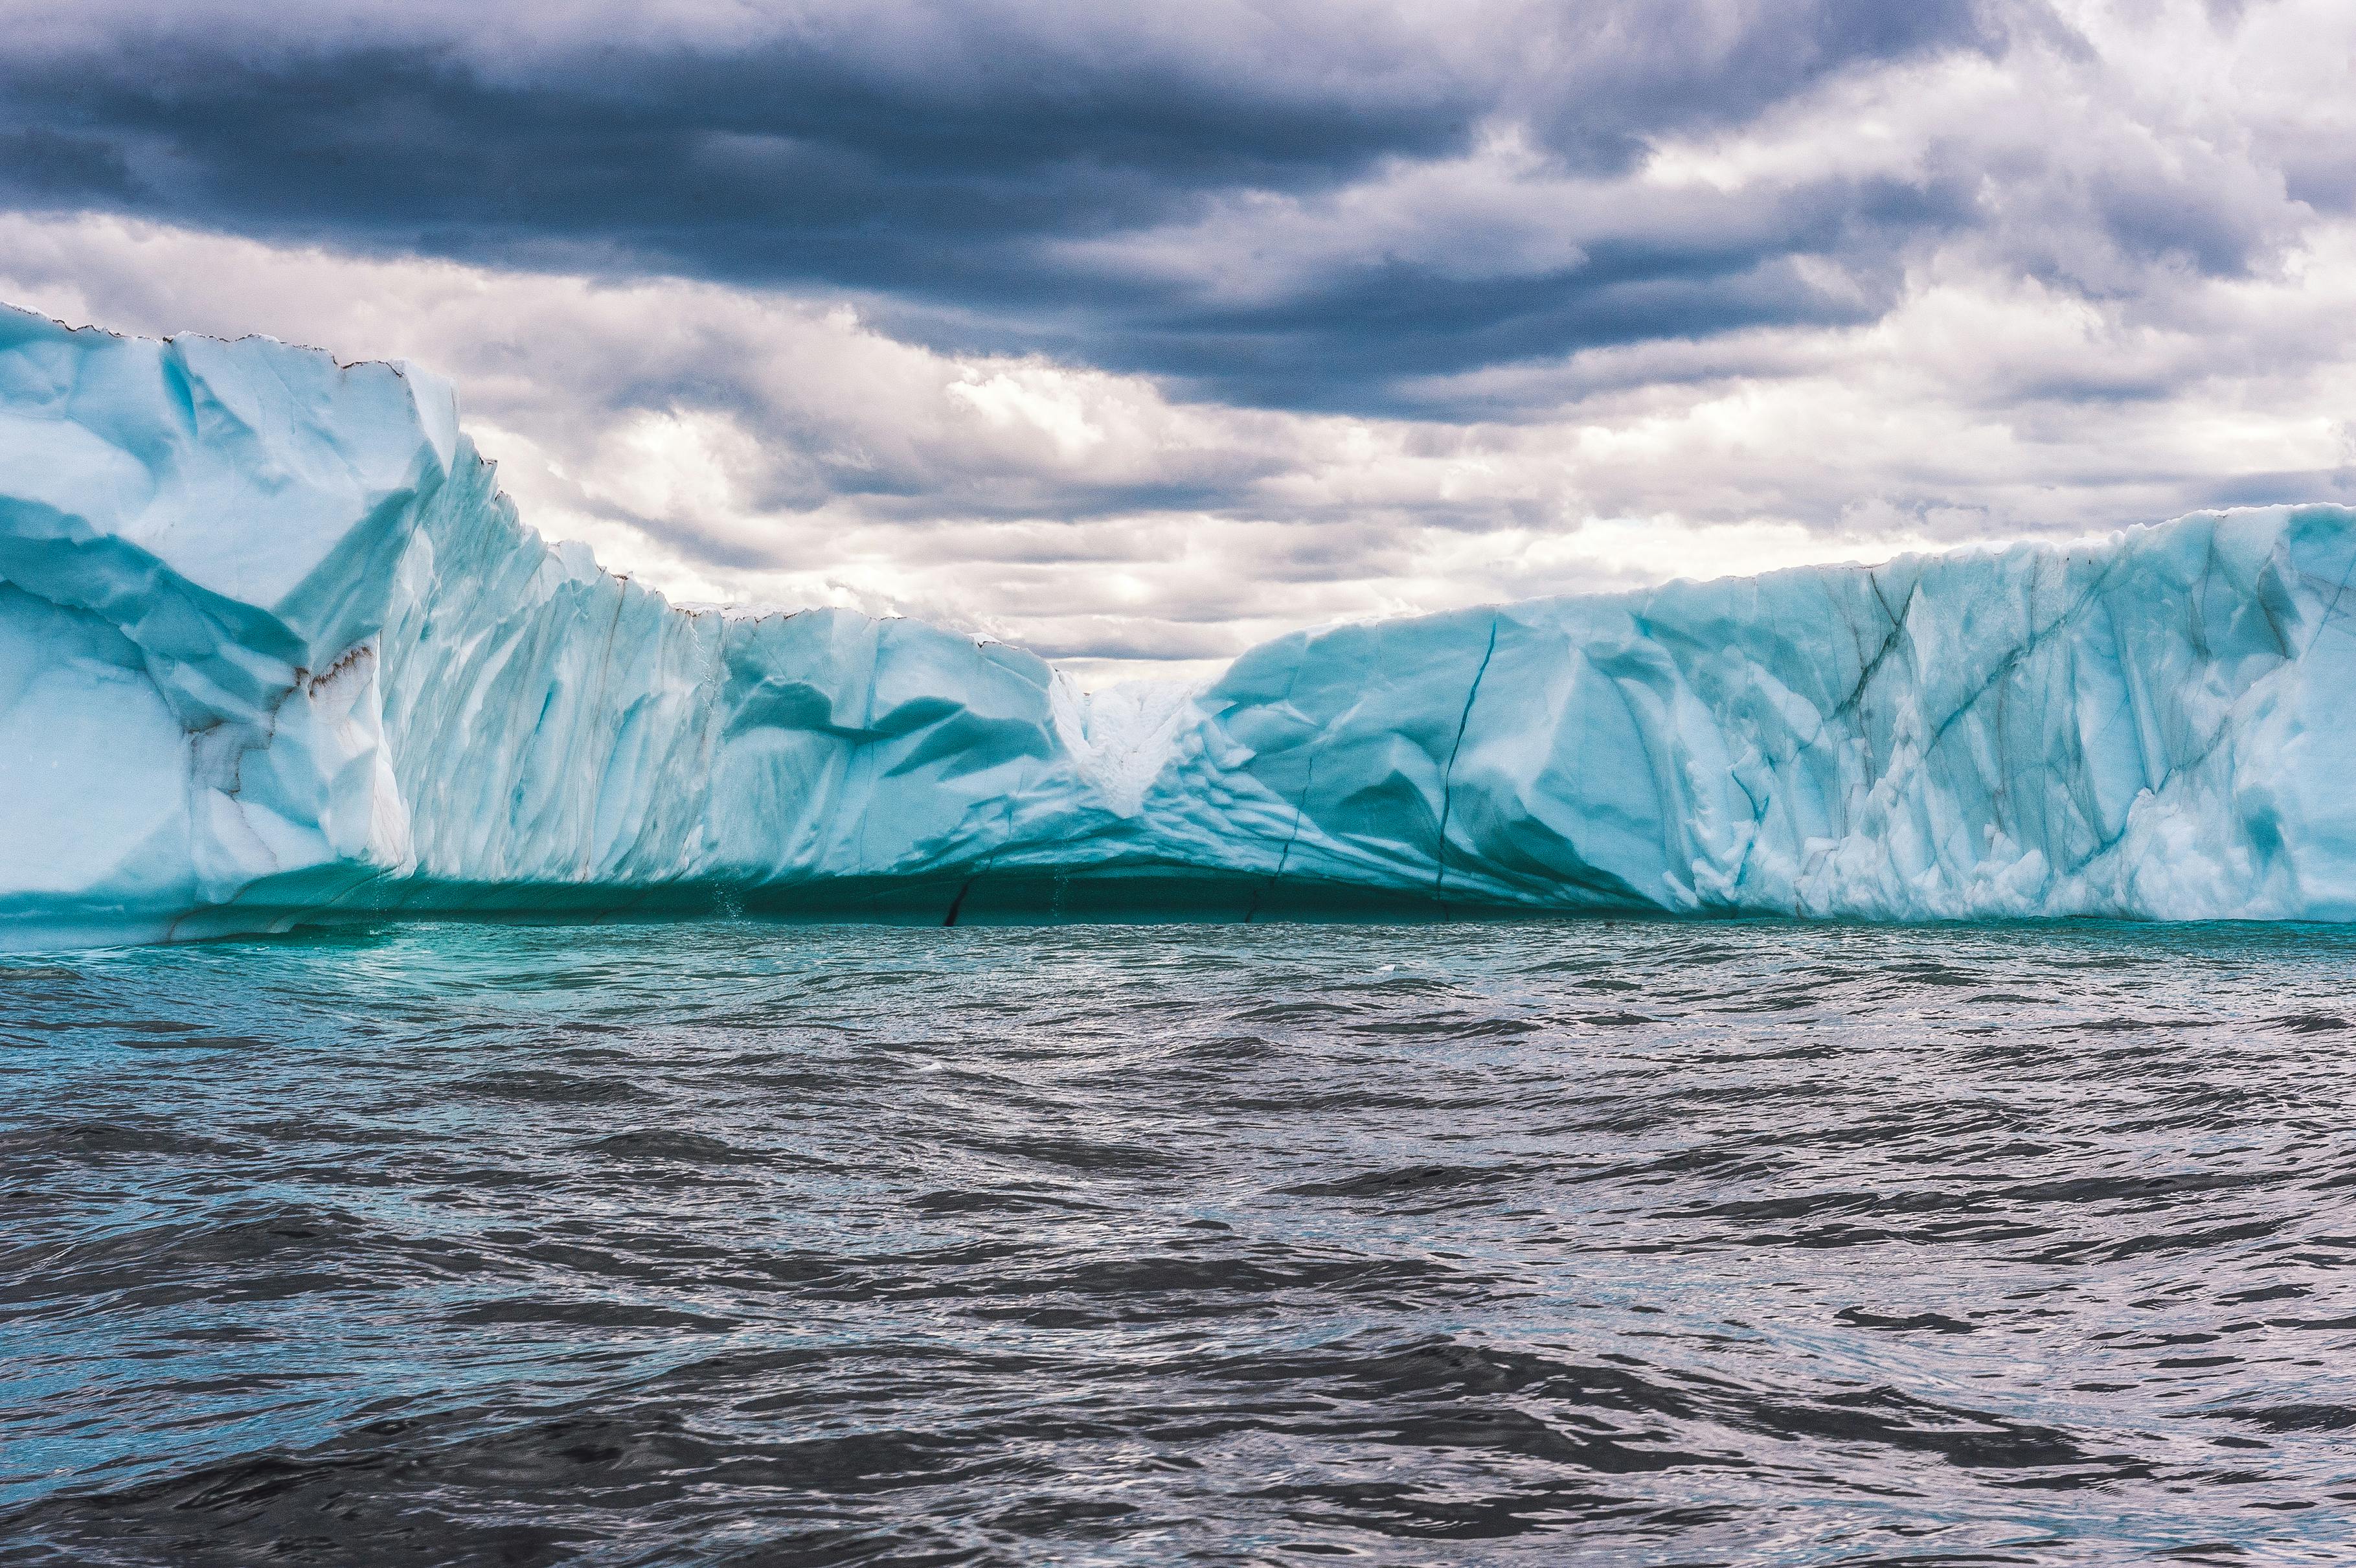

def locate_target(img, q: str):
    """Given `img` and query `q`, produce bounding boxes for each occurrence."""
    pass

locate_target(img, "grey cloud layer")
[3,0,2037,410]
[2,1,2352,683]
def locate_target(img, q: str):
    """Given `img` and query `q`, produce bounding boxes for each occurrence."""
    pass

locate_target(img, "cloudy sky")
[3,0,2351,683]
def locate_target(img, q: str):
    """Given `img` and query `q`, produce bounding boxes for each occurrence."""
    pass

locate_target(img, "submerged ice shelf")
[4,304,2355,950]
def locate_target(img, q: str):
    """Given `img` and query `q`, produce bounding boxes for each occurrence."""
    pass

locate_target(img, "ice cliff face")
[4,304,2353,949]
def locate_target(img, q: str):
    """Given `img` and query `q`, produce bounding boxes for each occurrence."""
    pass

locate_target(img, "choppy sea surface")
[5,919,2356,1566]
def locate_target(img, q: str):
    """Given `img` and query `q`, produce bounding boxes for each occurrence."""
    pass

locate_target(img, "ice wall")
[1185,515,2356,922]
[3,304,2352,949]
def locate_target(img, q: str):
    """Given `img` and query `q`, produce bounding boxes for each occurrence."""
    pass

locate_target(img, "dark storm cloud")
[0,0,2019,412]
[1120,171,1983,411]
[0,129,137,199]
[1515,0,2000,170]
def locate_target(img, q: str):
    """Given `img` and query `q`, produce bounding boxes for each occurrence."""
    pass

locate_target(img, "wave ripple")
[5,920,2356,1565]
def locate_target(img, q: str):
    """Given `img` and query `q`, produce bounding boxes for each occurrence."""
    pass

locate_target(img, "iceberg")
[3,303,2353,950]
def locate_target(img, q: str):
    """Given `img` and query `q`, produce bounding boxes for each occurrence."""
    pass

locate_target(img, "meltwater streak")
[4,920,2355,1565]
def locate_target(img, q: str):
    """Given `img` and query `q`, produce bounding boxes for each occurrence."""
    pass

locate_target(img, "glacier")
[4,302,2355,951]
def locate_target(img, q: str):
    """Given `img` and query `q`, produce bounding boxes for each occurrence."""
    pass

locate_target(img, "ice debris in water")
[3,302,2355,949]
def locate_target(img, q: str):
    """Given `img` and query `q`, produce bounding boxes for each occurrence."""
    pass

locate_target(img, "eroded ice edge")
[4,305,2354,950]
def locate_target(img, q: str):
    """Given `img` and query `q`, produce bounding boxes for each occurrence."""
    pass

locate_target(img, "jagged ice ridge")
[4,305,2354,950]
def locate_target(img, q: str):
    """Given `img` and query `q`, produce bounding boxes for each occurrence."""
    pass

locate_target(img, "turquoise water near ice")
[5,918,2355,1565]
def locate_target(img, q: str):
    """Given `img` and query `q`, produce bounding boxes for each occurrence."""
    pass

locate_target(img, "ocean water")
[3,919,2354,1567]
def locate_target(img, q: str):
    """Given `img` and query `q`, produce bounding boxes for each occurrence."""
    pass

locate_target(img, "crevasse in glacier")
[3,302,2353,949]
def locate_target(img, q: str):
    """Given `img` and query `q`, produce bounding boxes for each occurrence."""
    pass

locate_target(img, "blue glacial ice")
[4,304,2355,949]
